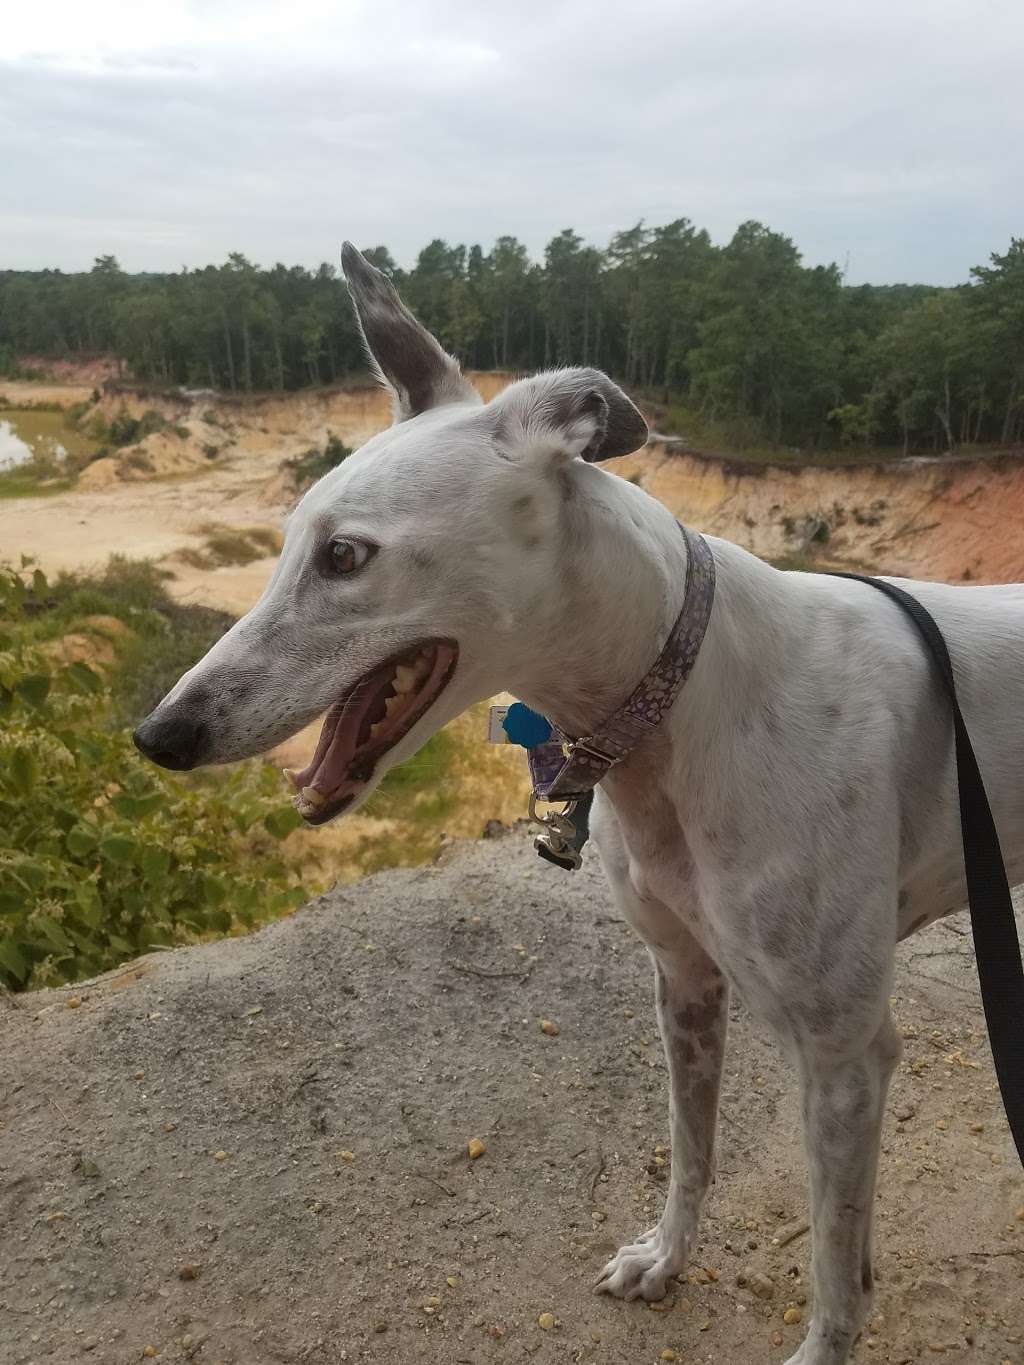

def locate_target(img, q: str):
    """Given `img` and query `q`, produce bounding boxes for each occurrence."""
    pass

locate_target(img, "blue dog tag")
[501,702,553,749]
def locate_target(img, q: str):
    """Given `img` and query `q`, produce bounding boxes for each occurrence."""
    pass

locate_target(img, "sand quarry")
[1,376,1023,1364]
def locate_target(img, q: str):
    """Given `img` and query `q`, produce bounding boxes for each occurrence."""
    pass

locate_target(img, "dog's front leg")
[785,1015,902,1365]
[597,939,728,1301]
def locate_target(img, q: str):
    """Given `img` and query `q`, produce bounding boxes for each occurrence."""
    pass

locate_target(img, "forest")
[1,221,1022,452]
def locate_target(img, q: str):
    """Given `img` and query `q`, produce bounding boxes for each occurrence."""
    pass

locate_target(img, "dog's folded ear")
[341,242,480,423]
[489,368,648,463]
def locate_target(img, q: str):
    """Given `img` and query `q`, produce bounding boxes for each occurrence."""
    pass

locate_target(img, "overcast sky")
[2,0,1022,285]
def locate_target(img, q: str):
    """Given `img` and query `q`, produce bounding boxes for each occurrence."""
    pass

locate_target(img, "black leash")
[833,572,1024,1168]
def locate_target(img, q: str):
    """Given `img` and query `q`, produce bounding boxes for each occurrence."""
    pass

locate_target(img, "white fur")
[139,256,1024,1365]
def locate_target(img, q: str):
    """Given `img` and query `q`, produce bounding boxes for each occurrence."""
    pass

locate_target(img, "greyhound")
[134,244,1024,1365]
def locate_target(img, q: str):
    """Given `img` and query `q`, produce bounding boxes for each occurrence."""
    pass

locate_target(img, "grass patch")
[0,469,75,498]
[769,553,823,573]
[177,523,284,570]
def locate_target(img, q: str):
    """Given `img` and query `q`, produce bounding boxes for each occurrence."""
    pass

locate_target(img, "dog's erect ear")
[341,242,480,422]
[489,368,648,463]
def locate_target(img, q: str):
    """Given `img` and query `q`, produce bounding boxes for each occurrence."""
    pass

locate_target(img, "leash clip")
[528,794,582,871]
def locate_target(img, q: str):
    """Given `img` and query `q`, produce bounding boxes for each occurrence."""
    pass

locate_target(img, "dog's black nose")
[133,711,208,771]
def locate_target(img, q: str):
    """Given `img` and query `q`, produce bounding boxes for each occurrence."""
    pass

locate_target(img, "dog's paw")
[782,1319,855,1365]
[594,1224,687,1301]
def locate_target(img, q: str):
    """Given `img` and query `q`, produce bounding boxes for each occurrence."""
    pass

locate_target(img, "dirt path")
[3,832,1022,1365]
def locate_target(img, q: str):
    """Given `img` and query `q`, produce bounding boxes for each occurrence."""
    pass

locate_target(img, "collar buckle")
[569,736,618,767]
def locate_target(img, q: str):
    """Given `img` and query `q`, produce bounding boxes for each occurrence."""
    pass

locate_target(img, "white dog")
[135,245,1024,1365]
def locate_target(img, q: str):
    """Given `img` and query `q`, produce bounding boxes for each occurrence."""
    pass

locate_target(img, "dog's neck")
[504,465,696,739]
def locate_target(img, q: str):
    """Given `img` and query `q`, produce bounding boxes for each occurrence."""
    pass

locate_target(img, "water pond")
[0,408,97,479]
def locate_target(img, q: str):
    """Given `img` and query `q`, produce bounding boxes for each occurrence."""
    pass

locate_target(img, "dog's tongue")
[289,674,389,793]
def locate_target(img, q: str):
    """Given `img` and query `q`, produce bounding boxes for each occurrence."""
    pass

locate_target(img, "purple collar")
[528,525,716,802]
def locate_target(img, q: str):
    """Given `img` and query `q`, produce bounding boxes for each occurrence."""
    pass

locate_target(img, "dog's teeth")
[394,664,417,694]
[300,786,326,808]
[282,768,299,790]
[384,693,405,717]
[369,720,384,738]
[413,653,432,680]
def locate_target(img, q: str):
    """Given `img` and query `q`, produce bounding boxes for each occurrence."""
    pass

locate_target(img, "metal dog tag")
[487,704,511,743]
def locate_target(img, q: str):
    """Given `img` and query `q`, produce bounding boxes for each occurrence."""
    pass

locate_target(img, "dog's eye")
[328,538,375,575]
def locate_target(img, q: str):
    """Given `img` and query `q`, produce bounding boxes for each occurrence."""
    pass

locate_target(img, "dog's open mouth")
[284,640,458,825]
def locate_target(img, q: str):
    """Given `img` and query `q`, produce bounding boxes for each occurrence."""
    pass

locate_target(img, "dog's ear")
[489,368,648,463]
[341,242,480,422]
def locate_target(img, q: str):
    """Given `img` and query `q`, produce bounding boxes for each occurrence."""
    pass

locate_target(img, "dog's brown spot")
[674,990,725,1038]
[676,1038,697,1066]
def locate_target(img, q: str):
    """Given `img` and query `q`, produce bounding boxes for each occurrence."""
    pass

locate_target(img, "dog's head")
[133,244,648,824]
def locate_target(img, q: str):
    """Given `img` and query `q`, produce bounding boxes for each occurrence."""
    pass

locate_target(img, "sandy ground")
[2,832,1022,1365]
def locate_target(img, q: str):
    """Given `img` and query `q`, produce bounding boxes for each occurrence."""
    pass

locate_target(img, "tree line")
[1,223,1022,452]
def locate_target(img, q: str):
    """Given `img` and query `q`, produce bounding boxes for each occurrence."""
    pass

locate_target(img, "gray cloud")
[2,0,1022,283]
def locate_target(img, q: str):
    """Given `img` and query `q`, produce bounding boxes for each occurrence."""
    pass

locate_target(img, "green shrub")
[90,407,169,450]
[0,562,305,990]
[284,431,351,489]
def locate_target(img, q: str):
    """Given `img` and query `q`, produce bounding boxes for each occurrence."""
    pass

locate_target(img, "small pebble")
[67,997,81,1009]
[134,1070,146,1081]
[338,1150,355,1162]
[540,1019,560,1036]
[783,1308,803,1325]
[537,1311,555,1330]
[163,1122,176,1133]
[749,1272,775,1301]
[213,1150,228,1161]
[142,1349,157,1359]
[969,1122,985,1133]
[771,1330,783,1347]
[468,1137,486,1160]
[178,1263,200,1281]
[446,1276,460,1288]
[660,1351,678,1361]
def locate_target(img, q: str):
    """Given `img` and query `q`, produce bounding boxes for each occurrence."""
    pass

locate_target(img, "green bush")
[89,407,169,450]
[284,431,351,489]
[0,561,306,990]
